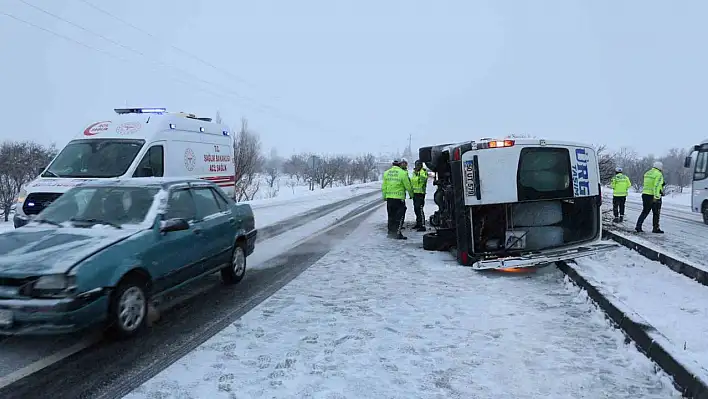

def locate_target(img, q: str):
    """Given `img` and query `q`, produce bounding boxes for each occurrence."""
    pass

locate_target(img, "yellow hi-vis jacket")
[411,168,429,194]
[382,166,413,200]
[641,168,664,200]
[610,173,631,197]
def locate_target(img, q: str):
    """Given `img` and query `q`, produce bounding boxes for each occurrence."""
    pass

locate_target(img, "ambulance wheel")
[702,201,708,225]
[423,231,454,251]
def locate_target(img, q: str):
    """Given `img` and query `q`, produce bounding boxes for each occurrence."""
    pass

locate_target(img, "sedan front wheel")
[221,243,246,285]
[107,278,148,339]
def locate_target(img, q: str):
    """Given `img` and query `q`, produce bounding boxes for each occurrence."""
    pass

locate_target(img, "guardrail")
[558,260,708,398]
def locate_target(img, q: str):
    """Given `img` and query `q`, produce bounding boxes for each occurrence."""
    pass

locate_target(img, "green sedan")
[0,178,257,338]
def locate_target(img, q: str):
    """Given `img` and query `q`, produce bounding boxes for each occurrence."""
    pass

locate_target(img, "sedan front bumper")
[0,288,109,335]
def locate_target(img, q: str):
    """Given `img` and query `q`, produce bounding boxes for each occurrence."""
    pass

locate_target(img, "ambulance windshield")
[42,139,145,178]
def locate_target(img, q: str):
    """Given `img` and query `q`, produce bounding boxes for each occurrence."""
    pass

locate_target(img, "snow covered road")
[0,191,383,398]
[603,195,707,267]
[574,248,708,383]
[126,205,681,399]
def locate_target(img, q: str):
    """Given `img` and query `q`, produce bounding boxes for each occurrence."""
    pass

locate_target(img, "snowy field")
[247,175,377,203]
[246,179,378,229]
[575,249,708,383]
[126,202,680,399]
[601,186,692,211]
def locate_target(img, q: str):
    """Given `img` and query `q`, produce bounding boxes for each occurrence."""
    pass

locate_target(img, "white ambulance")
[13,108,235,228]
[420,138,617,269]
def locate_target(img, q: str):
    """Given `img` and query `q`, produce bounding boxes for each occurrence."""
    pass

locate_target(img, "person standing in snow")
[610,167,631,223]
[411,160,429,231]
[382,158,413,239]
[635,161,665,233]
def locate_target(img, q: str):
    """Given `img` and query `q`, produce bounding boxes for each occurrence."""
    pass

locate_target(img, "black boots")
[388,231,407,239]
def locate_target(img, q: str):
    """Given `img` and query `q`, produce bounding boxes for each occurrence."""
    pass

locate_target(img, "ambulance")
[13,108,235,228]
[420,138,617,269]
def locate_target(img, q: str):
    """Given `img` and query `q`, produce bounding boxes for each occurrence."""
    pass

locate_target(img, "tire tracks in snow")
[0,193,382,398]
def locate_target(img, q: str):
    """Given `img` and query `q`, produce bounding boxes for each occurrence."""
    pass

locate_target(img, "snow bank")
[126,204,679,399]
[0,222,12,234]
[247,174,378,203]
[574,248,708,384]
[249,181,379,229]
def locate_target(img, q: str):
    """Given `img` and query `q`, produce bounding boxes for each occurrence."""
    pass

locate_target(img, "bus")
[684,139,708,224]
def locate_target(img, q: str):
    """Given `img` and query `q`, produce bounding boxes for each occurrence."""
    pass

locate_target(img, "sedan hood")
[0,226,138,276]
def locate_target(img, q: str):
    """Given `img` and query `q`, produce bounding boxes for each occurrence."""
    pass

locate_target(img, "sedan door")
[146,187,206,293]
[190,186,233,273]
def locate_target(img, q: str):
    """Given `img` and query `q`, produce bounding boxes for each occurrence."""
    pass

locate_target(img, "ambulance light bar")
[114,107,166,115]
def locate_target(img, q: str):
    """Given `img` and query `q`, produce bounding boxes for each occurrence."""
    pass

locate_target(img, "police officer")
[411,160,429,231]
[635,161,665,233]
[610,167,631,223]
[382,158,413,239]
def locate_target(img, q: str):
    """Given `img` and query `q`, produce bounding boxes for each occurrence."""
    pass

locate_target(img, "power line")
[13,0,339,133]
[75,0,272,98]
[15,0,247,102]
[0,11,279,116]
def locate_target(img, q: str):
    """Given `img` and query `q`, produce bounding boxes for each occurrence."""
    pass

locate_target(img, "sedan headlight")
[24,274,77,298]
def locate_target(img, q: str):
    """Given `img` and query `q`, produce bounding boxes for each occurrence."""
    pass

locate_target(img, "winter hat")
[653,161,663,170]
[615,167,622,173]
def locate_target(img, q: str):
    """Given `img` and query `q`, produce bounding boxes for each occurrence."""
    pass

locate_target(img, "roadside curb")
[602,229,708,287]
[557,261,708,399]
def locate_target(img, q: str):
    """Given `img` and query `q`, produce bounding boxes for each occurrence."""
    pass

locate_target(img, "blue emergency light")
[223,130,229,136]
[114,107,167,115]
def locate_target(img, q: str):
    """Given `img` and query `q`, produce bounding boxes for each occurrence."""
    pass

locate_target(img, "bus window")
[695,151,708,181]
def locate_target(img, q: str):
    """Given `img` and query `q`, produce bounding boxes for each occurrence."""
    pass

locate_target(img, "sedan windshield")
[42,139,145,178]
[37,186,160,228]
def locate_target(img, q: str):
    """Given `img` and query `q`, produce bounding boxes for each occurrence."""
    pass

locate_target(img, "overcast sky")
[1,0,707,158]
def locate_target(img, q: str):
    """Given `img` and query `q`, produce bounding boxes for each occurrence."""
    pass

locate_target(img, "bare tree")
[659,148,691,192]
[594,144,616,184]
[233,118,264,201]
[313,155,350,189]
[263,157,281,188]
[282,153,309,182]
[351,153,378,183]
[215,111,223,124]
[0,141,57,221]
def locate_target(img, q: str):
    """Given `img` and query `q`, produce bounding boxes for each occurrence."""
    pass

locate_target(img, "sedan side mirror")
[160,218,189,233]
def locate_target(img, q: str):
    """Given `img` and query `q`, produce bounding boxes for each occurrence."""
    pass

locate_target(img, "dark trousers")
[636,193,661,230]
[413,193,425,227]
[612,196,626,218]
[386,198,406,234]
